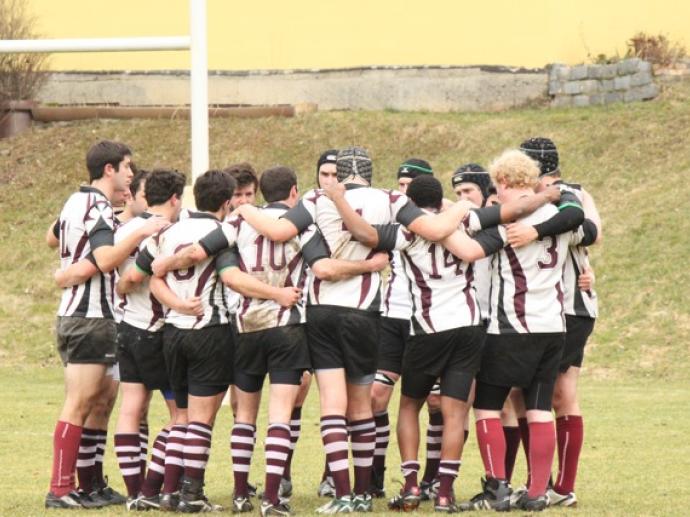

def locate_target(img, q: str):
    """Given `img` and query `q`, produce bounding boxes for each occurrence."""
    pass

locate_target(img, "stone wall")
[549,58,658,107]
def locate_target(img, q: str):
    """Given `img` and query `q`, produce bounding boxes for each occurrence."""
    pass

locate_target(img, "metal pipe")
[189,0,209,184]
[0,37,190,53]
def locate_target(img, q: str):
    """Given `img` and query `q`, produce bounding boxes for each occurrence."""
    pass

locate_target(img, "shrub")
[0,0,50,102]
[626,32,687,67]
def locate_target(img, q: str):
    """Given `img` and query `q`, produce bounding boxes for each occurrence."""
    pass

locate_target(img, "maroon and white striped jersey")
[564,225,598,318]
[115,214,166,332]
[473,256,493,322]
[200,203,328,333]
[282,184,424,311]
[467,204,571,334]
[376,222,481,335]
[136,212,234,330]
[381,251,413,320]
[56,186,115,319]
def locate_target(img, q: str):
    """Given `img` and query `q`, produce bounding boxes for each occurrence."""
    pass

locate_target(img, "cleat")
[96,480,127,506]
[44,491,83,509]
[546,488,577,507]
[352,493,373,512]
[457,477,511,512]
[420,479,439,501]
[317,478,336,498]
[433,495,458,513]
[279,478,293,499]
[388,487,421,512]
[160,492,180,512]
[509,484,526,508]
[127,494,161,511]
[248,482,258,498]
[179,477,223,513]
[316,495,355,514]
[261,499,292,517]
[76,490,110,509]
[232,495,254,513]
[516,492,548,512]
[369,468,386,498]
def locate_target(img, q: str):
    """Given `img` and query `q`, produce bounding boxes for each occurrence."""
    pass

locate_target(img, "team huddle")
[44,138,600,514]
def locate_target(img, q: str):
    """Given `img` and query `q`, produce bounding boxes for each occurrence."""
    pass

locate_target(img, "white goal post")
[0,0,209,184]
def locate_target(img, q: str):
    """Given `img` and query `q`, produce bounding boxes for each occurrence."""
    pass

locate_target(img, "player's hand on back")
[275,286,301,308]
[367,252,390,272]
[506,222,538,248]
[140,216,170,237]
[151,256,171,277]
[176,296,204,317]
[544,184,562,203]
[324,182,346,201]
[578,267,595,291]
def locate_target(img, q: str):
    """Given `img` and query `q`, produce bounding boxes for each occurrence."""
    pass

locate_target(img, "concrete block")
[549,64,570,81]
[614,75,631,90]
[638,83,659,99]
[548,80,565,95]
[588,65,605,79]
[601,79,615,91]
[573,95,590,107]
[551,95,573,108]
[638,60,652,73]
[580,80,601,94]
[569,65,589,80]
[618,58,642,75]
[630,71,652,87]
[564,81,582,95]
[600,64,618,79]
[605,91,623,104]
[588,93,606,105]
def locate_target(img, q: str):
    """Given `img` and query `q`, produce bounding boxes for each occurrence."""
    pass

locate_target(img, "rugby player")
[45,141,167,509]
[233,147,474,513]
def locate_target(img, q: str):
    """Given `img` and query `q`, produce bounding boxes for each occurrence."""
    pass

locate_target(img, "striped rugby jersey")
[200,203,328,333]
[473,256,493,322]
[376,221,481,335]
[282,184,424,312]
[467,203,572,334]
[115,213,166,332]
[56,186,115,319]
[136,211,234,330]
[381,251,413,320]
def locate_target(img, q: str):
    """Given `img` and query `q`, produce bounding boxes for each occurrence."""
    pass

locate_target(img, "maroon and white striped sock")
[50,421,82,497]
[231,423,256,498]
[476,418,507,481]
[183,422,212,481]
[422,411,443,483]
[114,433,142,497]
[554,415,584,495]
[94,429,107,487]
[349,417,376,495]
[283,406,302,481]
[373,411,390,474]
[141,428,169,497]
[77,428,98,492]
[264,424,292,504]
[437,460,461,499]
[401,460,420,492]
[321,415,350,498]
[139,423,149,482]
[163,424,186,494]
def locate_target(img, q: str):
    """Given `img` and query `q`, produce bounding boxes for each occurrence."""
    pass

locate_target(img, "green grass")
[1,366,689,515]
[1,80,690,514]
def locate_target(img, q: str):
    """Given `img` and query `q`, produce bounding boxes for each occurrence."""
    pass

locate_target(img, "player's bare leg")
[421,391,443,497]
[114,382,151,500]
[549,366,582,506]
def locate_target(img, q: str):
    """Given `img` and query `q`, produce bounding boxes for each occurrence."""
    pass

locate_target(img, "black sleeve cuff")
[473,205,502,229]
[199,226,229,257]
[282,201,314,233]
[579,219,598,246]
[52,219,60,239]
[395,201,424,227]
[374,224,400,252]
[534,206,586,239]
[216,246,240,272]
[473,227,504,256]
[135,248,155,276]
[301,231,330,267]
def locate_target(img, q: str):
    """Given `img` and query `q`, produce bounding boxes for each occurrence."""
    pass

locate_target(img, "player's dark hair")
[194,170,236,212]
[86,140,132,181]
[407,175,443,211]
[260,166,297,203]
[145,169,186,206]
[129,167,150,197]
[224,162,258,191]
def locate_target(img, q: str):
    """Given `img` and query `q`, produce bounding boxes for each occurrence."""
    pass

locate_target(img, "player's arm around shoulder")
[148,276,203,317]
[235,203,300,243]
[55,255,100,289]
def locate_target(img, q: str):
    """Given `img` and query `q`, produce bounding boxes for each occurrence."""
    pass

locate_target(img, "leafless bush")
[626,32,687,67]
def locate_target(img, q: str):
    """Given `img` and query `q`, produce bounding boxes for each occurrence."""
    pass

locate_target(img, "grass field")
[1,80,690,514]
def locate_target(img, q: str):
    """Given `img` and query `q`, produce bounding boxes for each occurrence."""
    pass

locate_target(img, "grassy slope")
[1,81,688,379]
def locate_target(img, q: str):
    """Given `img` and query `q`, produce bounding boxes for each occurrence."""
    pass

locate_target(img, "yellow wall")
[28,0,690,71]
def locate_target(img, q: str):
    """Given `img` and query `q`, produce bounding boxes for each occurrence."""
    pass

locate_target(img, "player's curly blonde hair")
[489,149,540,190]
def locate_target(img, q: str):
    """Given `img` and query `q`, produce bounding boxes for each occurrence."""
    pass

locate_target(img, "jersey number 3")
[537,236,558,269]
